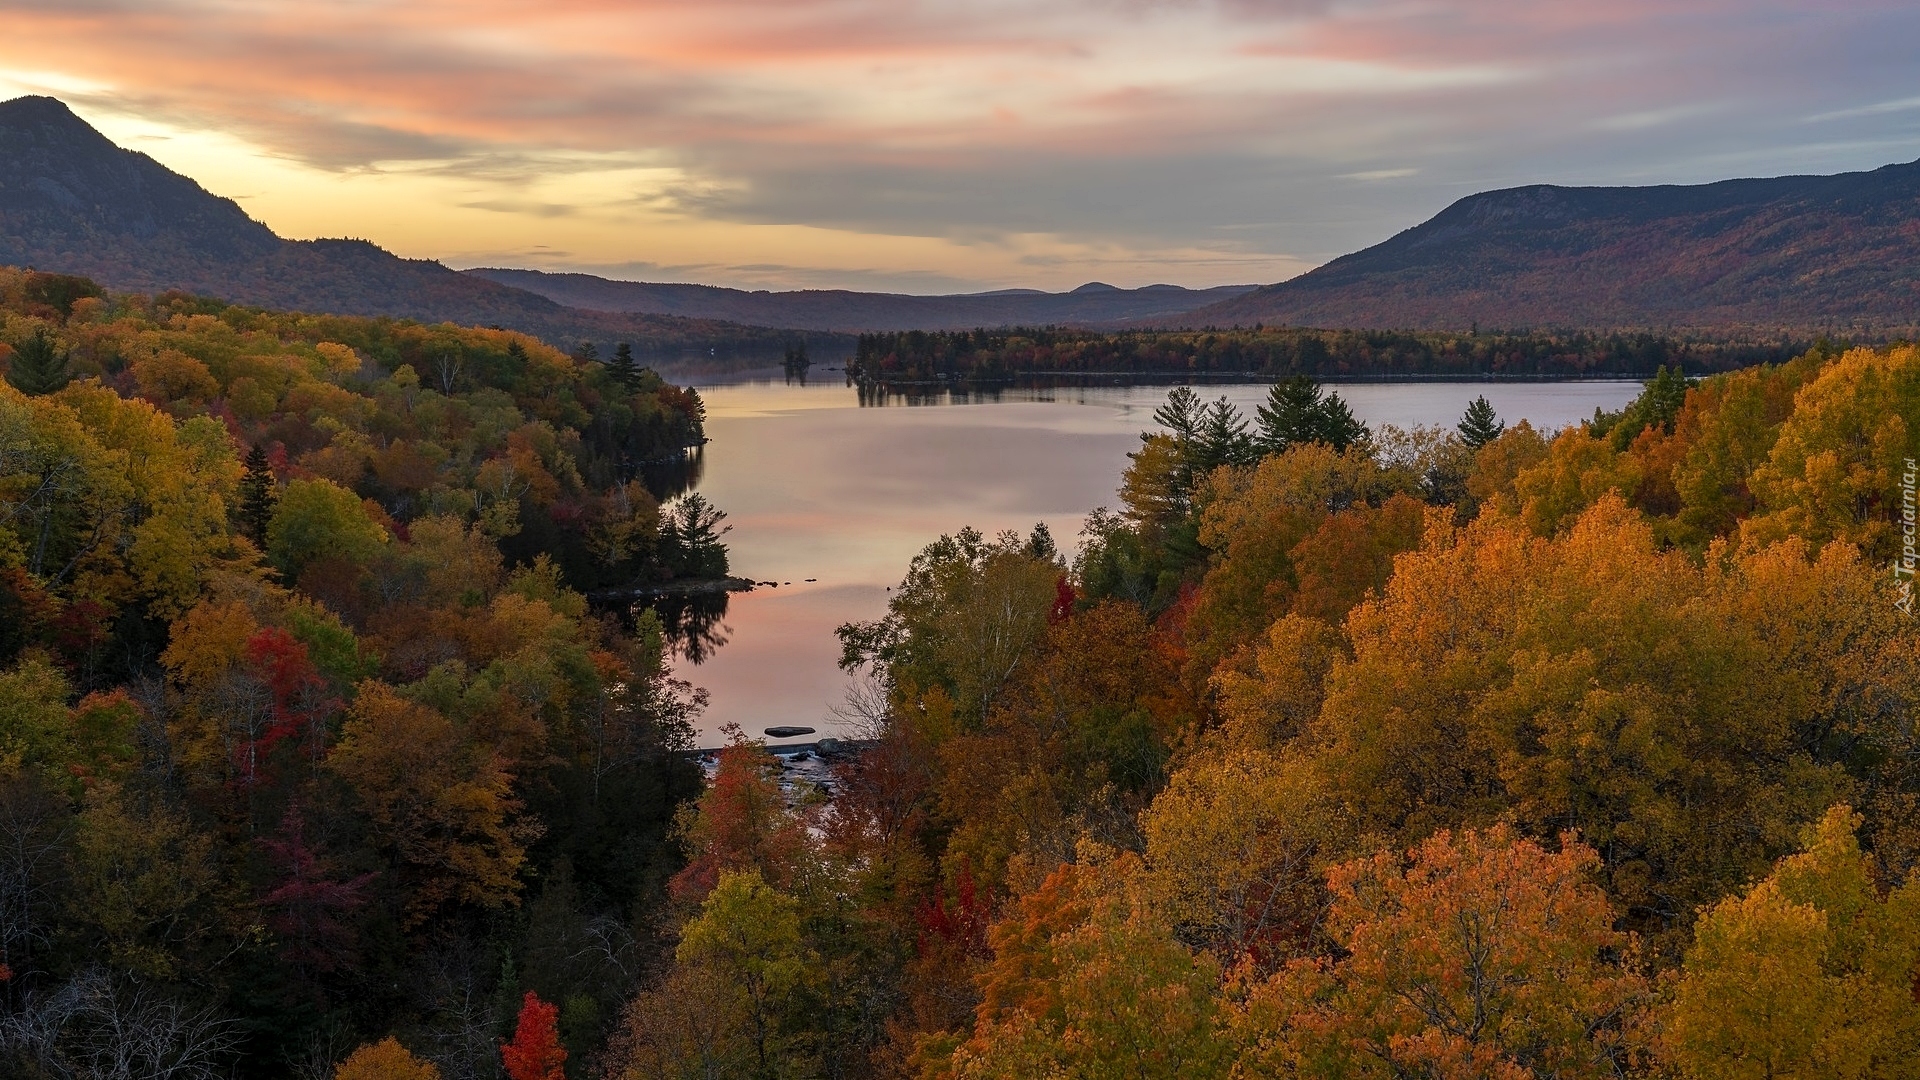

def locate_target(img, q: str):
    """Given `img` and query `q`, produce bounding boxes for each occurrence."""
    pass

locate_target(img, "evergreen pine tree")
[1316,389,1368,451]
[1254,376,1326,454]
[505,339,529,378]
[5,327,70,396]
[1605,364,1694,449]
[1152,386,1205,442]
[1254,376,1368,454]
[237,444,278,548]
[1457,395,1505,448]
[608,342,644,393]
[1193,396,1256,471]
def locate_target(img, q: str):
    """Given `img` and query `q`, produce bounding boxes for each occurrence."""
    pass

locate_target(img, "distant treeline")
[847,325,1816,383]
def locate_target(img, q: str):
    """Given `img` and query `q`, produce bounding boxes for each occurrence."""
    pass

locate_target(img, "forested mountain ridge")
[0,96,825,362]
[467,268,1259,332]
[1193,159,1920,332]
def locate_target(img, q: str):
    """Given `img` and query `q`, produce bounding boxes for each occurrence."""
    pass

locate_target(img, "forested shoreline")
[846,325,1816,385]
[3,262,1919,1078]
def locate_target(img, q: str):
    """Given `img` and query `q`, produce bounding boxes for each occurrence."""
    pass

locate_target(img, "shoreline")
[585,576,757,604]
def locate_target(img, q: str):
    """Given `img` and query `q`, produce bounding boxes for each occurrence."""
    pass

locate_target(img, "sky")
[3,0,1918,294]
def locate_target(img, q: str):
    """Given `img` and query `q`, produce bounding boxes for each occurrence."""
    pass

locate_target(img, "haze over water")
[672,376,1645,746]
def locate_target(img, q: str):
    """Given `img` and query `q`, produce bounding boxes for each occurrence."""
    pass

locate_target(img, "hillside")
[0,95,819,360]
[467,267,1258,332]
[1193,161,1920,332]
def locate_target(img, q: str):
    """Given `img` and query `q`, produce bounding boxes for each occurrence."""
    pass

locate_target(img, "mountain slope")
[466,268,1258,332]
[1192,162,1920,332]
[0,95,810,358]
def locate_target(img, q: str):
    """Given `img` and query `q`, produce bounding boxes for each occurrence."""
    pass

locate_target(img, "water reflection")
[845,372,1653,409]
[646,590,733,665]
[639,446,705,502]
[667,375,1649,743]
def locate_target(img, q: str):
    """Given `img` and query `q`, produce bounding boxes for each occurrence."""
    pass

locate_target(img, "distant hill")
[1191,162,1920,333]
[466,268,1258,332]
[0,95,819,362]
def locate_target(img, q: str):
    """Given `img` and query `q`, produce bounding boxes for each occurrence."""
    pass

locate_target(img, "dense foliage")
[847,325,1809,384]
[7,256,1920,1079]
[614,342,1920,1079]
[0,269,716,1078]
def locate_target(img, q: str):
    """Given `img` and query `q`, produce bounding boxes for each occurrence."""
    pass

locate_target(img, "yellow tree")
[1308,496,1849,934]
[942,857,1231,1080]
[1140,745,1334,967]
[1186,443,1412,673]
[325,683,534,925]
[335,1037,441,1080]
[1243,826,1649,1080]
[613,869,817,1080]
[59,381,241,618]
[1210,612,1345,751]
[1661,805,1920,1080]
[1510,426,1642,536]
[1668,358,1816,544]
[1745,344,1920,562]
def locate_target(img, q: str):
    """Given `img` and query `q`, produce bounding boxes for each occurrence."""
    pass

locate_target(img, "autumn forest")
[2,264,1920,1080]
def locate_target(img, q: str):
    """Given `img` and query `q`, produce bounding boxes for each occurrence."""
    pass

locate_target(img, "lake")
[666,374,1645,746]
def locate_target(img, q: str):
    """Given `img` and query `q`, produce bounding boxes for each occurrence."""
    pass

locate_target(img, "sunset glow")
[4,0,1916,291]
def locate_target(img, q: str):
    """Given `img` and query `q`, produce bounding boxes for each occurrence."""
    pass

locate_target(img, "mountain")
[464,268,1258,332]
[0,95,814,361]
[1190,162,1920,333]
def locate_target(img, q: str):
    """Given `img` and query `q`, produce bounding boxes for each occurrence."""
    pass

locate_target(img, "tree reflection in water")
[645,591,732,665]
[640,445,705,503]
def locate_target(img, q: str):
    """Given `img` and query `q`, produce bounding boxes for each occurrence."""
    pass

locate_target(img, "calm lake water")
[667,374,1644,746]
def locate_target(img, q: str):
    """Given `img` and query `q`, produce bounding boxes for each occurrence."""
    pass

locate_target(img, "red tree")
[501,991,566,1080]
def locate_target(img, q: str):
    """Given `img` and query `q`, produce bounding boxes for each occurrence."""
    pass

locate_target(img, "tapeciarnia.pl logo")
[1897,457,1917,617]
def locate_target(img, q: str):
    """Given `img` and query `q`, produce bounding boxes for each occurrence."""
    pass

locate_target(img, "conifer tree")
[237,445,278,548]
[1194,396,1256,471]
[1153,386,1205,442]
[1315,389,1368,451]
[608,342,643,393]
[5,327,70,396]
[1457,394,1505,448]
[1255,376,1368,454]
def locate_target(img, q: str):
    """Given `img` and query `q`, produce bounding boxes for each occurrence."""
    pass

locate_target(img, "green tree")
[608,342,643,393]
[1600,363,1693,449]
[1152,386,1205,442]
[266,478,388,580]
[1457,394,1505,448]
[660,493,730,578]
[781,342,810,375]
[614,870,816,1080]
[5,328,71,396]
[236,443,278,548]
[1255,376,1367,454]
